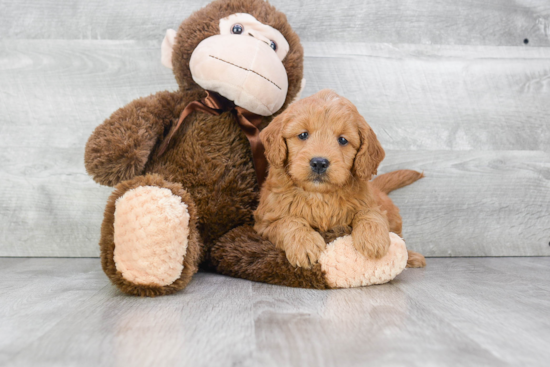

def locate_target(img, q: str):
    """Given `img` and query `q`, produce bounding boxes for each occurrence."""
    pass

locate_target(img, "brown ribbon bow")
[157,91,268,188]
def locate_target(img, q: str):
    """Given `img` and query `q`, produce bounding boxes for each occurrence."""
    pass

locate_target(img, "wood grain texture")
[0,258,107,366]
[303,42,550,151]
[392,257,550,367]
[380,150,550,257]
[2,41,549,150]
[1,40,549,256]
[1,258,550,366]
[1,0,550,47]
[0,40,172,257]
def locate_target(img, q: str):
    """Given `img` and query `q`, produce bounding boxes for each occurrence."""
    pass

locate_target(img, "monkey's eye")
[338,137,348,146]
[270,41,277,51]
[231,24,243,34]
[298,132,309,140]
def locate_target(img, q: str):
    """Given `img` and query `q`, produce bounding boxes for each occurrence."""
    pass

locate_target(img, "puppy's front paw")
[284,231,326,269]
[352,224,391,259]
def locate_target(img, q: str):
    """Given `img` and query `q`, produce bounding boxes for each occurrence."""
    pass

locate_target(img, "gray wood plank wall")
[2,0,550,46]
[0,0,549,257]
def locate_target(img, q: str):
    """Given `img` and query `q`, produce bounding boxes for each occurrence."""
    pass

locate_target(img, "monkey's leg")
[209,226,408,289]
[209,226,330,289]
[100,174,202,296]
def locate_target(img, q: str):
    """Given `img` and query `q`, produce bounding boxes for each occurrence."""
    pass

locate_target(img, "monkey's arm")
[352,206,391,259]
[85,90,185,186]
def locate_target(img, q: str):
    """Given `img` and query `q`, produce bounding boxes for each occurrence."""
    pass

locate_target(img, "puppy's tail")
[371,170,424,194]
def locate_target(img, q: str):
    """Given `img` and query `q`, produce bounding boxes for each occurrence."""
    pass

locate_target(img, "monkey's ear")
[161,29,177,69]
[260,114,288,169]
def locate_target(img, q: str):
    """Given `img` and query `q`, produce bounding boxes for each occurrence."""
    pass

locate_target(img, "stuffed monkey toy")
[85,0,410,297]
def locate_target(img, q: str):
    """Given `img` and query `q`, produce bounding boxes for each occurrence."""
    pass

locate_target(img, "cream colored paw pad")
[113,186,190,286]
[319,232,408,288]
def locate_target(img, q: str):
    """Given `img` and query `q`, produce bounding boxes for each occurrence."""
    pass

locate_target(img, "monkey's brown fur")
[210,225,330,289]
[86,0,304,296]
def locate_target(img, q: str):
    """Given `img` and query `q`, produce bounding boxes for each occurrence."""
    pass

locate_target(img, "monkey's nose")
[310,157,330,174]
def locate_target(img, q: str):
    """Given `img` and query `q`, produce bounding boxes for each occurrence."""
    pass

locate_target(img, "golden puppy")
[254,89,426,269]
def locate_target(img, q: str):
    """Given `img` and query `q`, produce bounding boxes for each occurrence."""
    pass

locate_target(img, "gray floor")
[1,258,549,367]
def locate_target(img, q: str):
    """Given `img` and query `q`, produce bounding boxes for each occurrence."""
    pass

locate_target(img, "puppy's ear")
[260,114,287,169]
[353,119,385,180]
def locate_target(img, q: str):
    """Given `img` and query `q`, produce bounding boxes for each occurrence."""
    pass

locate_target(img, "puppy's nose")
[310,157,330,174]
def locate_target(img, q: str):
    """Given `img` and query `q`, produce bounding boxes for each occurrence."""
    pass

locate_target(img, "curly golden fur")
[255,90,426,269]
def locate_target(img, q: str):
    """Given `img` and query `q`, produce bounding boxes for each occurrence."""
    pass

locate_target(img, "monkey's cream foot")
[99,174,202,297]
[113,186,190,286]
[319,232,408,288]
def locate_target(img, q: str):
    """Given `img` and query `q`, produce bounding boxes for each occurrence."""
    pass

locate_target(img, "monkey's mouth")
[208,55,281,90]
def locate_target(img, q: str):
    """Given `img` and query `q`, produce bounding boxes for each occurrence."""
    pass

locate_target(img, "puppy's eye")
[298,132,309,140]
[338,137,348,146]
[231,24,244,34]
[269,41,277,51]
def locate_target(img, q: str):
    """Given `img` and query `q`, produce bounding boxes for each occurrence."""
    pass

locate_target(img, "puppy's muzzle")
[310,157,330,174]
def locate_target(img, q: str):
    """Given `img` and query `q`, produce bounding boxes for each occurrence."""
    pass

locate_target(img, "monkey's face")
[163,13,290,116]
[162,0,304,116]
[190,13,289,116]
